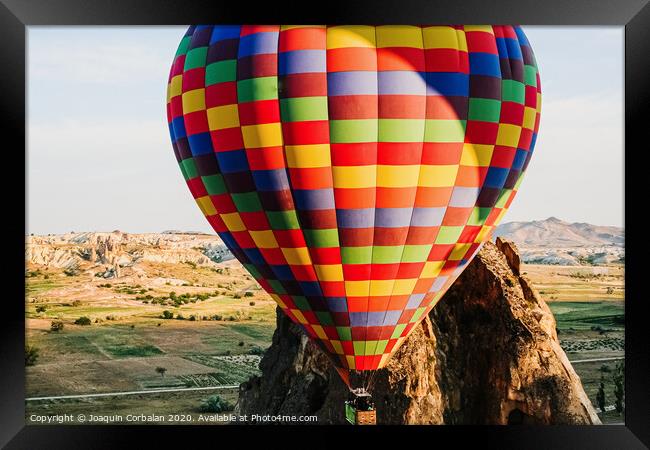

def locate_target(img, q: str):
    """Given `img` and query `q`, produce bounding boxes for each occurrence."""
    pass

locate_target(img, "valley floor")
[24,260,625,425]
[526,263,625,424]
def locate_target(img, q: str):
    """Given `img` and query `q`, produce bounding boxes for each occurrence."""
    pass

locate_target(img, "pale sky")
[26,26,624,235]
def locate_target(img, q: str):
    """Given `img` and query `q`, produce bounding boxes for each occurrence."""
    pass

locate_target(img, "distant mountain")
[494,217,624,247]
[493,217,624,266]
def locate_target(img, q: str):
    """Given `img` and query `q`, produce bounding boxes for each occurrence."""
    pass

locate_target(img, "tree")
[596,375,606,413]
[50,320,64,332]
[25,344,39,366]
[199,395,234,413]
[613,361,624,414]
[74,316,91,326]
[161,310,174,320]
[155,367,167,378]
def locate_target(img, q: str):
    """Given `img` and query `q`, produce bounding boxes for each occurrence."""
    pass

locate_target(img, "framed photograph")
[3,0,649,447]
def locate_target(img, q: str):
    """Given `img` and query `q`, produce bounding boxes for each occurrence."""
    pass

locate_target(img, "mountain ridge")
[493,217,624,266]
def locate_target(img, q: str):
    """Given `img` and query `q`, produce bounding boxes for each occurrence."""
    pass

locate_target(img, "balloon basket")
[345,388,376,425]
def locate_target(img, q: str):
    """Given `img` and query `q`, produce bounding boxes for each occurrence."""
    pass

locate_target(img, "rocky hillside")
[237,239,600,425]
[26,231,232,278]
[493,217,624,265]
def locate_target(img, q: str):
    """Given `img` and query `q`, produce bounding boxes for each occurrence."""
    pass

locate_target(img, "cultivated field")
[25,256,277,423]
[525,263,625,424]
[522,264,624,301]
[24,249,625,425]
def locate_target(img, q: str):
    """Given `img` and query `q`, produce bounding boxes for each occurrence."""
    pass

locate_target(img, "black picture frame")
[2,0,648,448]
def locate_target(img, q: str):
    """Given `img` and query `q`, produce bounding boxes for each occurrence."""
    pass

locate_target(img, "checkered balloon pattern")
[167,25,541,371]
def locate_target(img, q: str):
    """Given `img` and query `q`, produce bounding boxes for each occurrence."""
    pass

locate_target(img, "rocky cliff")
[237,239,600,425]
[26,231,233,277]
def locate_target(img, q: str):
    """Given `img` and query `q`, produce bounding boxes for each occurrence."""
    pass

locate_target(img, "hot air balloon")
[166,25,541,422]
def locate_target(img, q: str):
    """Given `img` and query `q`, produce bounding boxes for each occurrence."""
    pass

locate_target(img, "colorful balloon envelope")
[166,25,541,373]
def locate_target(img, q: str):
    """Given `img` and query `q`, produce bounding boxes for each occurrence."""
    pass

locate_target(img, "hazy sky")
[26,26,624,234]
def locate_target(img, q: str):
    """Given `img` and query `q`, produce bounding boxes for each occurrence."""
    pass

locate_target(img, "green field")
[26,320,275,395]
[548,300,625,424]
[24,260,278,423]
[549,301,624,331]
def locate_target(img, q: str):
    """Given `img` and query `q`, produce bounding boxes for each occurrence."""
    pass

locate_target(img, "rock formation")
[237,239,600,425]
[25,232,233,270]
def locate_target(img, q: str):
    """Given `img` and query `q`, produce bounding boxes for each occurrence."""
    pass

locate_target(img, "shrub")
[161,310,174,320]
[35,305,47,313]
[71,300,82,307]
[25,344,39,366]
[155,367,167,378]
[189,315,197,321]
[74,316,92,326]
[238,341,244,346]
[248,346,265,356]
[233,294,241,299]
[613,361,624,414]
[244,291,254,297]
[249,301,256,306]
[50,320,64,332]
[212,314,223,321]
[176,314,186,320]
[199,395,234,413]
